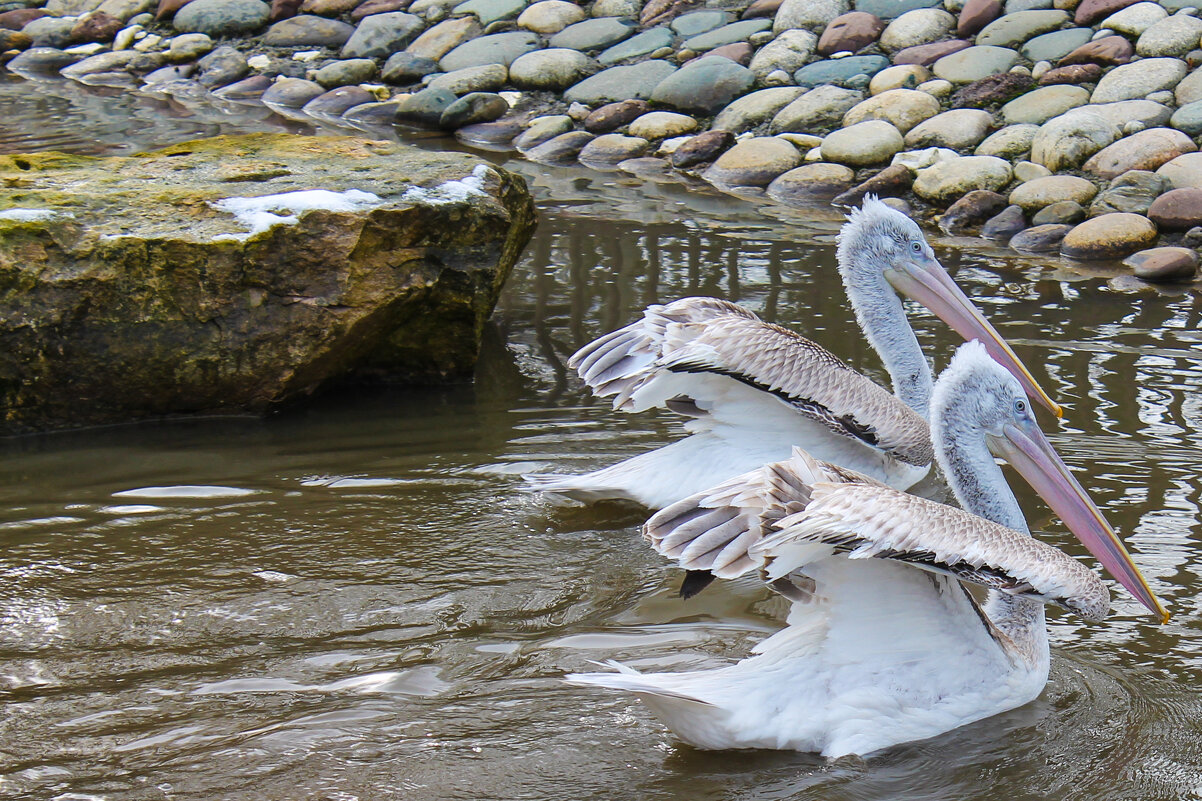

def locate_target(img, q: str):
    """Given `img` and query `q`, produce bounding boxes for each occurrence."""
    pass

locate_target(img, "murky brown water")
[2,74,1202,801]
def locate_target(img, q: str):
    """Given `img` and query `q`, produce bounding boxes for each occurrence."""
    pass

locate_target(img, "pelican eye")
[1014,399,1027,414]
[910,241,922,253]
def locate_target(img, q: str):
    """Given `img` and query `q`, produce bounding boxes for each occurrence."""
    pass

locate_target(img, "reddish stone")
[671,130,735,168]
[70,11,123,43]
[957,0,1001,39]
[1124,247,1199,281]
[1038,63,1104,85]
[741,0,783,19]
[1059,35,1133,66]
[1074,0,1141,25]
[817,11,884,56]
[0,8,46,30]
[156,0,194,19]
[698,41,753,65]
[270,0,303,20]
[584,99,651,133]
[833,164,913,206]
[350,0,408,21]
[1148,188,1202,231]
[892,38,971,66]
[641,0,698,27]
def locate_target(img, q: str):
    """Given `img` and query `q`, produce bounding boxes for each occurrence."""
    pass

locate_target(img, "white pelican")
[529,198,1060,509]
[567,342,1167,757]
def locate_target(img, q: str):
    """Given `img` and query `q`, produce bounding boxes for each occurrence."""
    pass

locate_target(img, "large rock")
[173,0,269,35]
[904,107,993,149]
[563,59,676,105]
[712,86,805,132]
[1147,187,1202,230]
[341,11,423,58]
[821,119,905,166]
[975,9,1067,47]
[1157,152,1202,188]
[0,134,535,433]
[1008,174,1097,210]
[703,136,801,185]
[649,56,755,115]
[1089,57,1187,103]
[842,88,940,134]
[769,84,863,133]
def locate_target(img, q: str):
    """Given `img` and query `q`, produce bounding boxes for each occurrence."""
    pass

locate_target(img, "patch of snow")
[210,188,384,238]
[400,164,494,206]
[0,208,61,222]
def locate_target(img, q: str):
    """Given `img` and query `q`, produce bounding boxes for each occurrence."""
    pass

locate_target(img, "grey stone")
[1009,223,1072,251]
[1100,1,1166,36]
[382,51,439,84]
[172,0,269,35]
[649,55,755,115]
[509,48,598,89]
[22,17,77,48]
[749,29,817,79]
[976,9,1068,47]
[314,58,377,87]
[879,7,954,52]
[302,85,374,117]
[1175,64,1202,104]
[770,84,863,134]
[931,44,1019,82]
[1091,57,1188,103]
[712,86,806,133]
[525,130,595,163]
[1170,99,1202,135]
[1078,100,1173,129]
[6,47,81,75]
[427,63,508,93]
[1029,110,1118,170]
[822,119,905,166]
[263,14,354,46]
[1000,84,1090,124]
[1136,12,1202,57]
[439,91,508,128]
[982,204,1027,238]
[564,59,676,105]
[904,108,993,148]
[341,11,423,58]
[684,18,771,51]
[1019,27,1093,62]
[343,100,403,126]
[452,0,525,27]
[772,0,848,33]
[549,16,635,51]
[793,54,889,87]
[913,154,1013,202]
[395,85,457,126]
[439,30,539,71]
[598,27,672,64]
[1089,169,1169,214]
[578,132,649,164]
[514,115,573,149]
[1031,200,1086,224]
[196,44,247,88]
[261,76,324,107]
[670,10,728,36]
[855,0,940,20]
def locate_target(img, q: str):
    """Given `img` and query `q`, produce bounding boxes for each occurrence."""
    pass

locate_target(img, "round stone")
[982,204,1027,238]
[516,0,583,33]
[817,11,884,56]
[262,76,324,107]
[932,44,1020,82]
[172,0,268,35]
[893,38,971,64]
[549,16,634,51]
[1090,169,1170,214]
[1000,84,1089,124]
[957,0,1002,38]
[514,114,574,149]
[671,10,729,37]
[381,52,439,84]
[766,163,857,203]
[303,85,374,118]
[578,133,650,165]
[342,11,424,59]
[976,9,1068,47]
[1175,65,1202,105]
[1136,12,1202,57]
[650,56,755,115]
[314,57,377,87]
[1020,27,1093,62]
[904,107,993,149]
[1013,160,1051,181]
[794,54,890,87]
[627,111,697,139]
[1061,213,1159,259]
[524,130,596,163]
[703,136,802,186]
[395,85,457,126]
[938,188,1008,232]
[1010,223,1072,252]
[1059,34,1132,66]
[913,155,1013,202]
[670,130,735,167]
[975,123,1038,157]
[1123,246,1199,281]
[1038,63,1104,84]
[583,99,650,132]
[440,30,539,71]
[509,48,598,90]
[879,7,954,52]
[1147,186,1202,229]
[712,87,805,133]
[1009,174,1098,210]
[1099,0,1165,36]
[1029,111,1118,170]
[869,64,932,94]
[1082,128,1198,180]
[842,88,940,133]
[684,18,772,52]
[772,0,850,34]
[598,28,674,64]
[1031,199,1086,224]
[439,91,508,129]
[821,119,905,166]
[452,0,524,26]
[263,13,353,46]
[1090,57,1187,103]
[770,84,864,133]
[428,63,508,94]
[749,29,817,78]
[1170,100,1202,135]
[564,60,677,105]
[1074,0,1142,26]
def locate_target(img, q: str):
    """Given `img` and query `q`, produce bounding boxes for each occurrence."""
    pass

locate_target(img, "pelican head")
[837,196,1062,419]
[934,341,1167,622]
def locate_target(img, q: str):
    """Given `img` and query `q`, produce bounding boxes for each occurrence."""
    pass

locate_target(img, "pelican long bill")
[987,419,1169,623]
[884,263,1063,418]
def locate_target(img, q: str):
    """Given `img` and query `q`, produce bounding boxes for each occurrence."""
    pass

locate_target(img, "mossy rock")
[0,133,536,433]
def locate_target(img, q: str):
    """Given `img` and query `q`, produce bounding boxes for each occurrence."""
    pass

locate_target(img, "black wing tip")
[678,570,717,600]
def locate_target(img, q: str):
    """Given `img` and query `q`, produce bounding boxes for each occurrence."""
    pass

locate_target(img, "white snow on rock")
[400,165,494,206]
[0,208,63,222]
[209,188,384,238]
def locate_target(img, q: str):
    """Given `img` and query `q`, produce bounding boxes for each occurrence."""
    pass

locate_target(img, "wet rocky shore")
[4,0,1202,287]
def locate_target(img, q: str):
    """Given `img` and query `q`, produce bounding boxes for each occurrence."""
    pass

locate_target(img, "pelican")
[528,198,1059,510]
[567,342,1167,757]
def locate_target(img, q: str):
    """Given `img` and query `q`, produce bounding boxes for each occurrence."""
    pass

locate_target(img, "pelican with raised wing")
[528,198,1059,510]
[567,342,1166,757]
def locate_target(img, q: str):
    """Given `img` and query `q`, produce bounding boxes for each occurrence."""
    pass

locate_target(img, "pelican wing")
[644,448,883,579]
[756,483,1109,621]
[568,298,932,469]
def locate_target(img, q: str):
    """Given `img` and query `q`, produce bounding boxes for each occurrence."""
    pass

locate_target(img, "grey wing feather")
[754,483,1110,621]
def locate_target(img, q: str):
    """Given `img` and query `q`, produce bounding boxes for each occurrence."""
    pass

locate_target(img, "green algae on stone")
[0,133,536,433]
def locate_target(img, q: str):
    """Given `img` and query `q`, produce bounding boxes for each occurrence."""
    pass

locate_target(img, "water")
[1,75,1202,801]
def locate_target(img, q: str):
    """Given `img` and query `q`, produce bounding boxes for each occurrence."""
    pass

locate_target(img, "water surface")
[1,74,1202,801]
